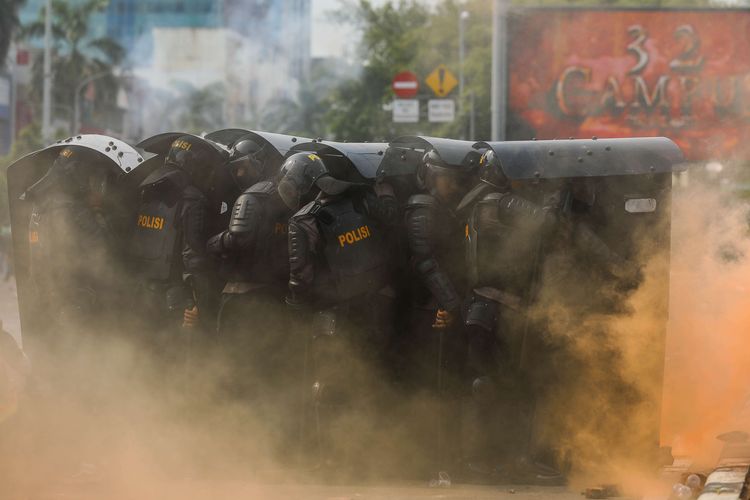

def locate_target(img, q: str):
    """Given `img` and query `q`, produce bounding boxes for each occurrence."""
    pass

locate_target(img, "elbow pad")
[416,257,461,312]
[206,231,233,256]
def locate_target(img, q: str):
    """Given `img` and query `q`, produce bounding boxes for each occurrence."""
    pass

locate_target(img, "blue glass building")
[104,0,223,61]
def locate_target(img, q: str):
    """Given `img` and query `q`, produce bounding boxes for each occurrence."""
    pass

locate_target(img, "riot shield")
[7,135,148,348]
[289,140,388,183]
[380,136,484,204]
[380,136,481,177]
[475,137,686,469]
[205,128,311,168]
[476,137,683,180]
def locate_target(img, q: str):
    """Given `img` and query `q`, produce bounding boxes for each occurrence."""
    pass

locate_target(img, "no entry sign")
[392,71,419,98]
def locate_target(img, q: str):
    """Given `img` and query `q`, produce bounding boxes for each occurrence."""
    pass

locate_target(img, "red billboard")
[507,9,750,161]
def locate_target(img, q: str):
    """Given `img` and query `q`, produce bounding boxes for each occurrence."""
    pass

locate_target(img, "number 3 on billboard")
[627,25,649,75]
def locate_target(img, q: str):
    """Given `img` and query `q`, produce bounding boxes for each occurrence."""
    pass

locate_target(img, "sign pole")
[459,11,468,138]
[491,0,507,141]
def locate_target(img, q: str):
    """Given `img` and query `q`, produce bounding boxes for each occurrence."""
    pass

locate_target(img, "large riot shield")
[475,137,686,470]
[289,140,388,183]
[380,136,483,204]
[205,129,311,171]
[7,135,149,350]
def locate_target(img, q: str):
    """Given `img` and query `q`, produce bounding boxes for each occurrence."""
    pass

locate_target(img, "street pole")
[8,48,16,150]
[491,0,508,141]
[458,10,469,139]
[469,91,476,140]
[42,0,52,143]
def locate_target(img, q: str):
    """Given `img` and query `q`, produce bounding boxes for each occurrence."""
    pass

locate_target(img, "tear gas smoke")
[661,180,750,467]
[3,176,750,498]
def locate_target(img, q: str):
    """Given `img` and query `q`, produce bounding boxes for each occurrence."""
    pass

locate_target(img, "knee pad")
[314,310,337,338]
[464,299,497,332]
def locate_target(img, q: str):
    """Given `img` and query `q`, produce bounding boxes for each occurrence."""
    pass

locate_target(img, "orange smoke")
[661,182,750,466]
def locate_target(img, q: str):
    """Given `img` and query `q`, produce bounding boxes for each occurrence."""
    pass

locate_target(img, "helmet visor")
[228,155,261,190]
[277,175,302,211]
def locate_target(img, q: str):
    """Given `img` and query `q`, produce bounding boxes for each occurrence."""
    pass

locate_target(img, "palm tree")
[0,0,24,67]
[22,0,125,131]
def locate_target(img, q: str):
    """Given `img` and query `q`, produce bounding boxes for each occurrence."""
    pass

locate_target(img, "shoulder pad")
[481,192,510,203]
[406,194,437,208]
[292,201,318,218]
[246,180,276,196]
[457,183,494,213]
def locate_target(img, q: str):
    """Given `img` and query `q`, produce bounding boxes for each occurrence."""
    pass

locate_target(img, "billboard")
[507,9,750,161]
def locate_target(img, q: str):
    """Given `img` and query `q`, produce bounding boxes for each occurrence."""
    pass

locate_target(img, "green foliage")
[22,0,124,132]
[0,123,44,225]
[318,0,493,141]
[0,0,25,67]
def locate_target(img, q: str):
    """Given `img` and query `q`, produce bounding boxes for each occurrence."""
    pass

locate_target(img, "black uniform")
[403,192,469,472]
[207,180,295,400]
[130,135,228,357]
[131,166,221,340]
[26,148,123,335]
[29,191,119,326]
[20,144,133,479]
[286,188,394,462]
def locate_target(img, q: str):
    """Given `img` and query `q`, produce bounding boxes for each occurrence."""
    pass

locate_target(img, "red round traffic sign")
[392,71,419,98]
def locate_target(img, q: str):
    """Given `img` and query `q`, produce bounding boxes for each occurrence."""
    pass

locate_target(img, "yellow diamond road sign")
[425,64,458,97]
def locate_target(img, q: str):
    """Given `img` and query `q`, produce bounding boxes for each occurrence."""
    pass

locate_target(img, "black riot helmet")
[417,149,473,203]
[477,149,509,189]
[165,135,222,191]
[26,145,111,200]
[227,138,264,190]
[276,152,353,210]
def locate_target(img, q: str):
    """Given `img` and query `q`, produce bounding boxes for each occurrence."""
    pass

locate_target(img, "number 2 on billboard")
[626,24,704,75]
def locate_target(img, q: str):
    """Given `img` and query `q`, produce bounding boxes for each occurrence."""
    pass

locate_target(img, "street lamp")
[72,71,110,135]
[42,0,52,143]
[491,0,508,141]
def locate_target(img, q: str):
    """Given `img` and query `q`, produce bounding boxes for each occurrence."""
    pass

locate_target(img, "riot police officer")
[457,148,640,481]
[455,149,561,479]
[205,144,295,403]
[403,148,475,474]
[17,140,142,481]
[130,135,227,351]
[279,152,393,470]
[25,145,124,332]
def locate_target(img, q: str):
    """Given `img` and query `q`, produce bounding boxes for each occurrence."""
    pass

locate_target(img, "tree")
[324,0,431,141]
[0,0,24,67]
[22,0,125,132]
